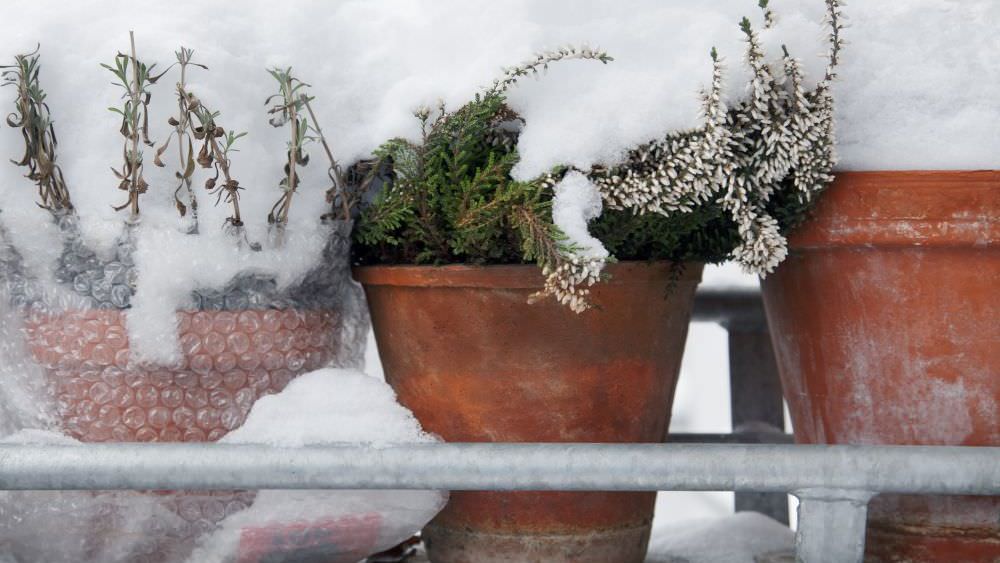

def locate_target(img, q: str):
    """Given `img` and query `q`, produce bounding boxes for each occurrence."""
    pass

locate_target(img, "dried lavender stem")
[300,94,351,221]
[128,31,141,219]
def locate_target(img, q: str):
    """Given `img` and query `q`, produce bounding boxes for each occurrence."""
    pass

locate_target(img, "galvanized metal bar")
[691,287,768,327]
[694,287,792,523]
[0,443,997,494]
[728,325,791,524]
[667,431,793,444]
[793,489,875,563]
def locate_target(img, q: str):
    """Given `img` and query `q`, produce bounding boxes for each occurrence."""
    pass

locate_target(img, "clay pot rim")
[787,170,998,249]
[353,260,702,289]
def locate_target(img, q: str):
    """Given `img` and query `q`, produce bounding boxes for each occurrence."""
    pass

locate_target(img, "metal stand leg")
[729,325,790,524]
[794,489,874,563]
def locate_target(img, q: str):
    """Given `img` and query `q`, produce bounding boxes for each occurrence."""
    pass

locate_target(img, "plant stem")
[300,94,351,221]
[279,101,298,225]
[128,31,141,220]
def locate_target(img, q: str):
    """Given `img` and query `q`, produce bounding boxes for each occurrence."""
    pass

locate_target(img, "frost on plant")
[589,0,844,277]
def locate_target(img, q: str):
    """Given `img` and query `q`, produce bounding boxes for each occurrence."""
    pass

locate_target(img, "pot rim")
[787,170,998,249]
[353,260,703,289]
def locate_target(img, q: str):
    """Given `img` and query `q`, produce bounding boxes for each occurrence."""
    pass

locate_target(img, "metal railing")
[1,288,998,563]
[1,442,998,562]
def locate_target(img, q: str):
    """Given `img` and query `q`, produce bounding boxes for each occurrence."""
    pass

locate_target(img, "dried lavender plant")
[1,46,73,213]
[189,108,249,233]
[153,47,206,233]
[103,32,166,220]
[265,67,313,231]
[153,47,250,242]
[297,94,381,222]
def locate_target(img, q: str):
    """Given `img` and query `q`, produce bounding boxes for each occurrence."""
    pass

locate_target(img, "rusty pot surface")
[761,171,999,562]
[356,261,702,563]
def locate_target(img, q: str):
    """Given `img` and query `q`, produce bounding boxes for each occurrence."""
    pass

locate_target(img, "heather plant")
[589,0,843,275]
[353,0,844,312]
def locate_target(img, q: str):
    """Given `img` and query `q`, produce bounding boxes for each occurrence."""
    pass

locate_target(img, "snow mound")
[647,511,794,563]
[221,368,436,447]
[190,368,447,562]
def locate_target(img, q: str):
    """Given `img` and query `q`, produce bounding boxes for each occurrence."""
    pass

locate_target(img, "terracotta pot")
[761,171,999,562]
[19,308,340,560]
[355,261,703,563]
[23,309,339,443]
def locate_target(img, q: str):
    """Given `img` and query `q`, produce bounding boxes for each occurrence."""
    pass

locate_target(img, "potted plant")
[0,37,372,560]
[352,2,843,559]
[758,4,999,557]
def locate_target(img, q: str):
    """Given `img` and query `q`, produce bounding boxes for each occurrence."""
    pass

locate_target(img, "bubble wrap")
[0,216,436,563]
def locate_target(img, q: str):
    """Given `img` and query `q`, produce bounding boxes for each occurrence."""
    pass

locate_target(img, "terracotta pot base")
[423,521,652,563]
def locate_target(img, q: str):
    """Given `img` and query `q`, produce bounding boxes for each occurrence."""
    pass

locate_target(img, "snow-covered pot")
[760,171,999,562]
[0,221,373,562]
[356,261,702,563]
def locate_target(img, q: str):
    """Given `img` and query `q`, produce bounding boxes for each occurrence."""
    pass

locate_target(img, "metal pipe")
[1,443,997,494]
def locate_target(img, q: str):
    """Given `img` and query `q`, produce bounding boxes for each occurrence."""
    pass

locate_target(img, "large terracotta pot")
[761,171,999,562]
[355,261,702,563]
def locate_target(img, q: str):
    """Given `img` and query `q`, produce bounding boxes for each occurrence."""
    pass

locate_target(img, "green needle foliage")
[353,48,615,271]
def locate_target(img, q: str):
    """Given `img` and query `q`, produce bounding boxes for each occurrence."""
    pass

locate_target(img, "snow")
[551,171,608,260]
[647,512,794,563]
[1,0,995,355]
[189,368,447,562]
[219,368,436,447]
[833,0,1000,170]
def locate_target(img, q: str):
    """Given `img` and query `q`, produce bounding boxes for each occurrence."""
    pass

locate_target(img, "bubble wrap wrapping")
[0,216,443,563]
